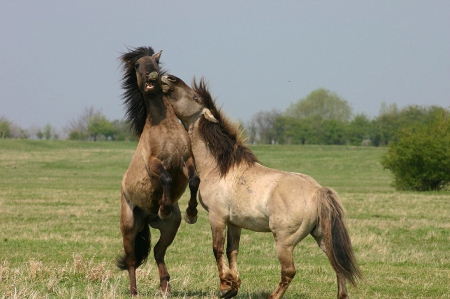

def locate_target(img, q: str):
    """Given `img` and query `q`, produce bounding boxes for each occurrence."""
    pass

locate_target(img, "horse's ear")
[202,108,218,123]
[166,75,177,82]
[153,50,162,63]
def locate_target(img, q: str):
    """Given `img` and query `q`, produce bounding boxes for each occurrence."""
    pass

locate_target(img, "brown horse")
[116,47,201,296]
[167,78,363,299]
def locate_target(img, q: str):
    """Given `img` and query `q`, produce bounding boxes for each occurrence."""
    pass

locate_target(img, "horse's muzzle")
[147,71,159,81]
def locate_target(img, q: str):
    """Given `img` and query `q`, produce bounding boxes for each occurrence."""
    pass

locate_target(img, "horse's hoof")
[160,289,171,298]
[220,289,238,299]
[184,212,198,224]
[160,290,171,299]
[160,282,171,298]
[158,210,172,220]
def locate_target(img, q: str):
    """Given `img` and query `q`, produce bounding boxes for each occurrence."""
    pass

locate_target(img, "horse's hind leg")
[269,242,296,299]
[150,203,182,296]
[184,157,199,224]
[311,227,348,299]
[117,190,150,295]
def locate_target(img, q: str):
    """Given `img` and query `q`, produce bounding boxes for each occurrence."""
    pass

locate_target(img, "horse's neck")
[189,123,218,179]
[144,94,176,126]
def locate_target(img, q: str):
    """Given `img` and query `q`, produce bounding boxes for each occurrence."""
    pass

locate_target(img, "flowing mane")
[192,78,259,177]
[119,46,167,137]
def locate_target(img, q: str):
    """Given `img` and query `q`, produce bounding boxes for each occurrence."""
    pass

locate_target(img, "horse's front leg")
[210,216,237,298]
[184,157,199,224]
[148,157,173,219]
[149,203,182,296]
[226,224,242,295]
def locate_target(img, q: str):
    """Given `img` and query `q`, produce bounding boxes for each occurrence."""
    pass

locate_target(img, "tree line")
[1,88,448,145]
[0,107,137,141]
[246,88,449,146]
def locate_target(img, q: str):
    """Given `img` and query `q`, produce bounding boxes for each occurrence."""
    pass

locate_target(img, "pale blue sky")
[1,1,449,130]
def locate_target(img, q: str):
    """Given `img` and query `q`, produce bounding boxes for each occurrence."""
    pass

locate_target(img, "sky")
[1,1,449,132]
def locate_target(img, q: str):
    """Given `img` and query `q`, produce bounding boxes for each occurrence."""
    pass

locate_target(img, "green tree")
[322,119,346,145]
[282,88,352,145]
[347,113,372,145]
[88,114,114,141]
[286,88,352,122]
[44,124,52,140]
[381,109,450,191]
[274,116,309,145]
[36,130,44,140]
[372,104,447,146]
[0,116,11,138]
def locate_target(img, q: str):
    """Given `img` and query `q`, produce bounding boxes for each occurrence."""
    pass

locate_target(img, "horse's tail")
[315,187,363,287]
[116,224,151,270]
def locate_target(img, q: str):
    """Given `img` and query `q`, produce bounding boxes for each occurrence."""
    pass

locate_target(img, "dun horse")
[116,47,200,296]
[168,78,363,299]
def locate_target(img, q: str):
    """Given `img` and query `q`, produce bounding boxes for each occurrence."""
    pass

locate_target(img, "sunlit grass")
[1,140,449,298]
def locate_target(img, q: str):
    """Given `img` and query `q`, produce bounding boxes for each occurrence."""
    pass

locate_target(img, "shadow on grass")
[172,290,311,299]
[244,291,311,299]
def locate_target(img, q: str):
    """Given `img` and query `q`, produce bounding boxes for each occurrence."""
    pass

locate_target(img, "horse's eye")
[135,63,139,69]
[194,96,199,103]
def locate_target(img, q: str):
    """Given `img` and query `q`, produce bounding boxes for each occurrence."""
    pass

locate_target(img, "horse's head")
[120,46,163,97]
[161,75,208,129]
[134,50,162,95]
[120,47,167,136]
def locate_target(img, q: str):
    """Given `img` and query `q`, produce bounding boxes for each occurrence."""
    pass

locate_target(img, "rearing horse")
[116,47,200,296]
[167,78,363,299]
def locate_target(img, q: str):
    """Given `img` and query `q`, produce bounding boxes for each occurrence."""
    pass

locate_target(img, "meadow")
[0,140,449,298]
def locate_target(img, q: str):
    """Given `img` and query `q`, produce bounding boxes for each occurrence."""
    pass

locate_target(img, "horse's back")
[206,164,321,233]
[250,164,321,220]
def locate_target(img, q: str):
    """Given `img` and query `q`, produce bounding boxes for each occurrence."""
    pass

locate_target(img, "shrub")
[380,110,450,191]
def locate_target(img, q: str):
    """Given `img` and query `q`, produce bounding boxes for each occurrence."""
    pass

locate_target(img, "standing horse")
[168,78,362,299]
[116,47,200,296]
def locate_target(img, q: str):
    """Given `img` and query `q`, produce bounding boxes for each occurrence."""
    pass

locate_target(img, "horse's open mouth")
[145,81,154,92]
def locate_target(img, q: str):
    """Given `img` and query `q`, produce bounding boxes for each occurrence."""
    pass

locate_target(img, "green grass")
[1,140,449,298]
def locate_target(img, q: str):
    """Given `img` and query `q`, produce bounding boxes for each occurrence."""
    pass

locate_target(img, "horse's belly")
[231,218,271,232]
[229,207,271,232]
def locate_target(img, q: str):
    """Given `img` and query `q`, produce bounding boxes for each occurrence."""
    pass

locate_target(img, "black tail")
[116,224,151,270]
[316,187,363,287]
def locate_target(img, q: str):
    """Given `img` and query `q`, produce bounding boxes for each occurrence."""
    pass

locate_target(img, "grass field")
[0,140,449,298]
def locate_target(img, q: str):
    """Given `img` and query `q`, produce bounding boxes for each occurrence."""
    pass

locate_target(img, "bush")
[381,110,450,191]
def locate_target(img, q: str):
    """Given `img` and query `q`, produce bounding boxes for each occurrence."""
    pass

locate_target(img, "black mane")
[119,46,166,137]
[192,78,259,176]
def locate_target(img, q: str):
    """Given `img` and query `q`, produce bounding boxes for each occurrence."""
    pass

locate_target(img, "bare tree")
[246,119,257,144]
[66,106,103,140]
[9,123,28,139]
[250,108,281,144]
